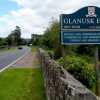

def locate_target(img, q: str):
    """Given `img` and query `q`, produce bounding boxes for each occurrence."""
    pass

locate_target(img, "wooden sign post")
[95,46,100,96]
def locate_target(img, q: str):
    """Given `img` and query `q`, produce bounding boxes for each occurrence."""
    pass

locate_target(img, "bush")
[76,45,95,57]
[47,50,54,59]
[58,55,96,89]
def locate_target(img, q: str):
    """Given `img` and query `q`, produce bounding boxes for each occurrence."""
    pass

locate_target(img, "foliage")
[0,38,8,48]
[41,28,53,48]
[58,55,96,89]
[76,45,95,57]
[31,34,42,46]
[41,20,64,59]
[7,26,22,46]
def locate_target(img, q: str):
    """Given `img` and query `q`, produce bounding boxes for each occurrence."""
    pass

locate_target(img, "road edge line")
[0,51,30,73]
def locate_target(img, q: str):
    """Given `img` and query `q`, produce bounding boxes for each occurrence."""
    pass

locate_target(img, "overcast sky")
[0,0,100,38]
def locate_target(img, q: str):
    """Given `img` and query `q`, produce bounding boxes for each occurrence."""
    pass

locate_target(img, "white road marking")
[0,51,30,73]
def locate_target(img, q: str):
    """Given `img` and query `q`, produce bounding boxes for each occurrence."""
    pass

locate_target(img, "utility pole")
[95,46,100,96]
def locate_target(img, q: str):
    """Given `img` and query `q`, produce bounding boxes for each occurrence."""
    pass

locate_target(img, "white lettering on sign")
[63,18,95,24]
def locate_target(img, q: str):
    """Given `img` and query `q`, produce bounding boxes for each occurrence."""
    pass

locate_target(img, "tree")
[7,26,21,46]
[42,20,64,59]
[31,34,42,46]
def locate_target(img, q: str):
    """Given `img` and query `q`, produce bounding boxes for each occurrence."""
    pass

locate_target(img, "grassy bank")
[0,68,46,100]
[0,46,18,52]
[31,46,38,52]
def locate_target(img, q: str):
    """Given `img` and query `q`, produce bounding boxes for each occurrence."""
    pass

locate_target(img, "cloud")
[0,0,100,38]
[0,8,48,38]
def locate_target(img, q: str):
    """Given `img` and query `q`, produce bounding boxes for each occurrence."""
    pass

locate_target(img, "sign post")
[95,46,100,96]
[60,6,100,96]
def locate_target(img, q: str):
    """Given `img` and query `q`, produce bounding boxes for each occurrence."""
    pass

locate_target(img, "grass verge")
[0,68,46,100]
[31,47,38,52]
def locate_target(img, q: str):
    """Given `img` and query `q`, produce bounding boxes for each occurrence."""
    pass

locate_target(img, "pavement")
[12,51,40,68]
[0,46,30,70]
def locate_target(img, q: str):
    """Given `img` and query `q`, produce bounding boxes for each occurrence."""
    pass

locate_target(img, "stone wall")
[38,48,97,100]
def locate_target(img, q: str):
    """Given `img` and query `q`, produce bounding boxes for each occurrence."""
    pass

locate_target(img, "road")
[0,46,30,70]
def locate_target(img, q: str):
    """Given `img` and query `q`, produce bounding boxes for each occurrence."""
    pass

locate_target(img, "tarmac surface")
[0,46,30,70]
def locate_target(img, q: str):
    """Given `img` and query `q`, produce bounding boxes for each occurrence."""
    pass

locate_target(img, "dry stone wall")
[38,48,97,100]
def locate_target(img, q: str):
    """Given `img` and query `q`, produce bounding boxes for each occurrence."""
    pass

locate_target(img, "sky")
[0,0,100,38]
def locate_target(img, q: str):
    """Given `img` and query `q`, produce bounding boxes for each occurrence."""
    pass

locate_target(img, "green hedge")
[0,46,6,49]
[58,55,96,89]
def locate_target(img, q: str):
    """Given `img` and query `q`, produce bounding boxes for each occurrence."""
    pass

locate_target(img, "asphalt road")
[0,46,30,70]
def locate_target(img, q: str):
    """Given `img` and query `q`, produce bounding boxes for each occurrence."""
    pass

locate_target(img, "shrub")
[58,55,96,89]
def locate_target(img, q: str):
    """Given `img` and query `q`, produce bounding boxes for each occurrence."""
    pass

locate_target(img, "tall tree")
[7,26,21,46]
